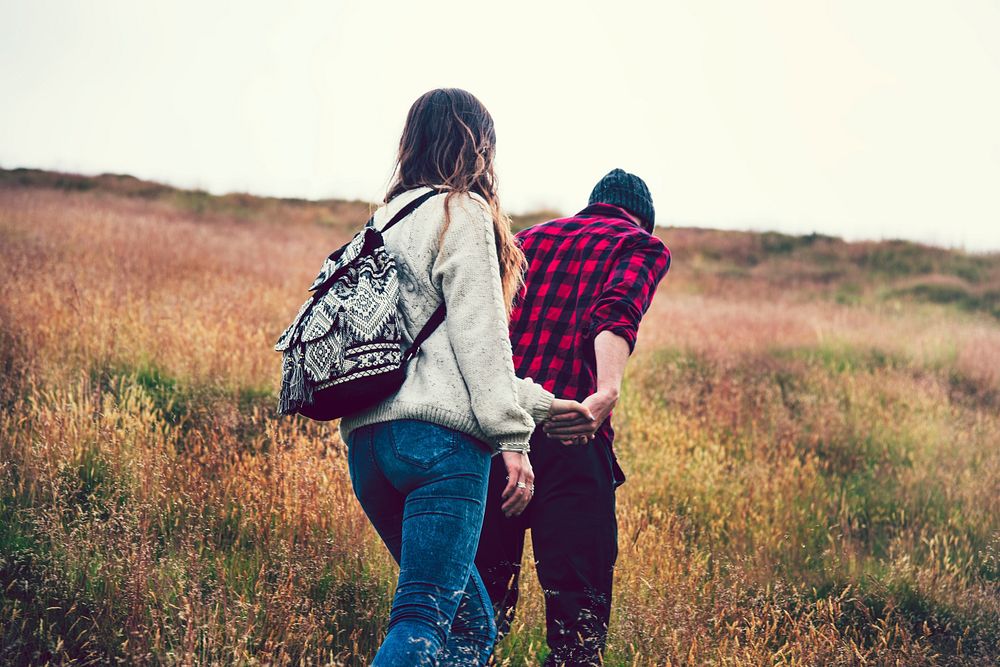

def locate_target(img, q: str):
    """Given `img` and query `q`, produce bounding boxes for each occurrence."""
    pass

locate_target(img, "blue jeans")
[347,419,497,666]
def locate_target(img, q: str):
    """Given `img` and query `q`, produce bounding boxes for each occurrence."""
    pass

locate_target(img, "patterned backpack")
[275,189,445,421]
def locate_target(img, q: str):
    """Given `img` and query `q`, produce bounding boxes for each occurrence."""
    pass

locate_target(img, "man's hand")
[548,397,593,420]
[582,389,618,431]
[500,451,535,517]
[543,389,619,445]
[546,398,595,446]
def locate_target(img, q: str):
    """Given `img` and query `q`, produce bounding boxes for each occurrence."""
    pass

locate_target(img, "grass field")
[1,168,999,665]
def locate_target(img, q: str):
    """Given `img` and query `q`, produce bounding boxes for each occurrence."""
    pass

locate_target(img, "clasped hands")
[499,390,619,518]
[545,389,619,446]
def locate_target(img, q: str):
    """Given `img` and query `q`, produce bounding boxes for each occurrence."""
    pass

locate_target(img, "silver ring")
[516,481,527,489]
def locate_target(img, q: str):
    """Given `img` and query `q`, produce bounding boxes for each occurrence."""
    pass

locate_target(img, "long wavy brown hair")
[386,88,525,315]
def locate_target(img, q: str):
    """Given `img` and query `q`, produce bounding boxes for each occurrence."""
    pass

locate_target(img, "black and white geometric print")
[275,189,443,418]
[307,227,372,291]
[275,228,407,414]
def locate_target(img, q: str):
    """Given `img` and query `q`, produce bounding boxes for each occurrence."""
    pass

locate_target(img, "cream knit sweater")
[338,187,554,453]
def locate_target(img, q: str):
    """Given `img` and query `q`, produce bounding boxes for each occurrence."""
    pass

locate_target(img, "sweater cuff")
[531,388,555,424]
[516,377,555,425]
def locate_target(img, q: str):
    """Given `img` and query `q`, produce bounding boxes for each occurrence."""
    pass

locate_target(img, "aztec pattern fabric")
[274,227,403,415]
[274,188,442,419]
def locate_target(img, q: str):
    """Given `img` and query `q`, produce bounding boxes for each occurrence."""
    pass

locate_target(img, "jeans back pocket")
[389,419,460,469]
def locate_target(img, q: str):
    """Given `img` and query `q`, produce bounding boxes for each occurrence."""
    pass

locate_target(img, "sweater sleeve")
[515,375,554,425]
[431,194,552,452]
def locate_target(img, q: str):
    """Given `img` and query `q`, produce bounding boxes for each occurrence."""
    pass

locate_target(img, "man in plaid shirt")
[476,169,671,665]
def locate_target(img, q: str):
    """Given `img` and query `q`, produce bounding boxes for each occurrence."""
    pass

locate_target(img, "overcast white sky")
[2,1,999,250]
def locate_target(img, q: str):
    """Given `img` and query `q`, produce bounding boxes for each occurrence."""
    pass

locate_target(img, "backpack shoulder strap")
[403,302,447,362]
[379,188,446,361]
[381,189,440,233]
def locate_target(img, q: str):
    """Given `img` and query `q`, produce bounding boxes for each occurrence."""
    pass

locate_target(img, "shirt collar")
[576,202,638,225]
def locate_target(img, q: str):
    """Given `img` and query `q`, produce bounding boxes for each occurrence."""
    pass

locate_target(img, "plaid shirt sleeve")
[587,235,671,352]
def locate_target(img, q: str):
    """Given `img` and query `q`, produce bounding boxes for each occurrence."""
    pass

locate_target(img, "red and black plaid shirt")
[510,203,671,444]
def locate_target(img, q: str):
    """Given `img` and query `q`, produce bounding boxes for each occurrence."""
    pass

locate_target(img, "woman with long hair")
[339,89,590,665]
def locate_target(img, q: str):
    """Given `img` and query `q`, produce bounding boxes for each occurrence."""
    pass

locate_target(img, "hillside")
[4,166,997,319]
[2,168,999,664]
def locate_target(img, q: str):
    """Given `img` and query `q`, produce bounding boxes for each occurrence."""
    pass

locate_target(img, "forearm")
[593,330,631,398]
[543,330,629,442]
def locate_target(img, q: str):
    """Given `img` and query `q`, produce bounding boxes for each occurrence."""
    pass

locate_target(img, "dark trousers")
[475,427,622,667]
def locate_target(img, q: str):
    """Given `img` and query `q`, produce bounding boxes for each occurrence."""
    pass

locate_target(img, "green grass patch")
[771,343,905,374]
[88,358,277,439]
[892,283,1000,320]
[89,358,191,425]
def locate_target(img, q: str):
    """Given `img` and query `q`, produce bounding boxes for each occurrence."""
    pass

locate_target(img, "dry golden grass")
[2,175,999,665]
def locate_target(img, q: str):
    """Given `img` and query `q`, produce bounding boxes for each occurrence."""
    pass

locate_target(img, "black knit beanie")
[588,168,655,232]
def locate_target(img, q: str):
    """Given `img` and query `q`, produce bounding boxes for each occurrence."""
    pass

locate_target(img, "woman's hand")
[546,397,596,446]
[500,450,535,517]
